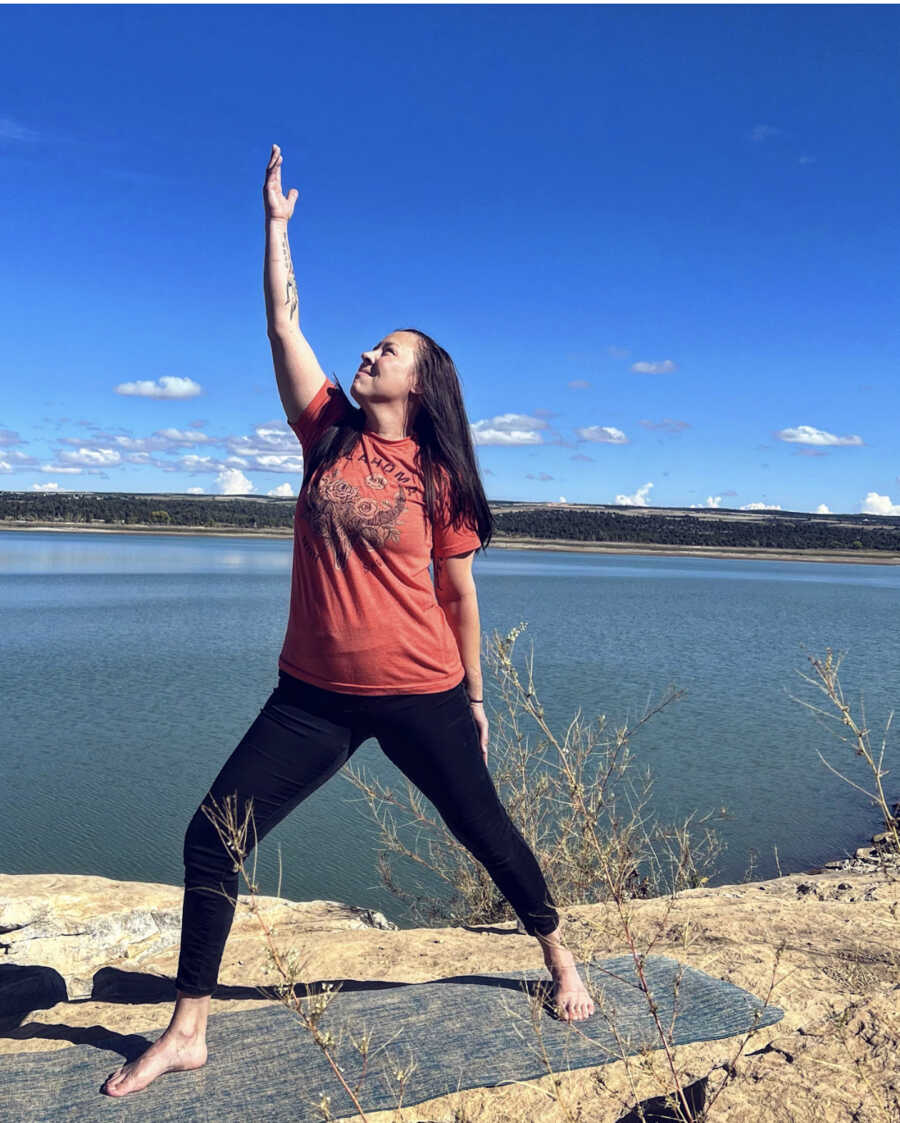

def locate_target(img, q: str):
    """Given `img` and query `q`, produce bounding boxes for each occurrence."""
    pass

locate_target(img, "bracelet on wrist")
[468,697,484,704]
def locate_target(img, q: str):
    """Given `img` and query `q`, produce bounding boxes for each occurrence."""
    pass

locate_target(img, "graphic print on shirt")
[300,469,407,570]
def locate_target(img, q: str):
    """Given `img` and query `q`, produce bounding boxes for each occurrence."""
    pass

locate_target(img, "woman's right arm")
[263,144,327,424]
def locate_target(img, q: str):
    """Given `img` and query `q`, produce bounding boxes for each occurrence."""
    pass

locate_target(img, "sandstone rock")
[1,866,898,1121]
[0,873,395,1002]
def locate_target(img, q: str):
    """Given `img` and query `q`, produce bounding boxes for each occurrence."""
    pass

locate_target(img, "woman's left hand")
[470,701,489,764]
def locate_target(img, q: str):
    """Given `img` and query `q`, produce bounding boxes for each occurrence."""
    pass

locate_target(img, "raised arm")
[263,144,327,424]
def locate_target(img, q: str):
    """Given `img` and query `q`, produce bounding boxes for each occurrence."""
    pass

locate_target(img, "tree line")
[3,491,900,552]
[491,506,900,552]
[0,492,295,530]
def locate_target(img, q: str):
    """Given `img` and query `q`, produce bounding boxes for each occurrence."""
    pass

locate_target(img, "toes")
[562,997,593,1021]
[103,1066,134,1094]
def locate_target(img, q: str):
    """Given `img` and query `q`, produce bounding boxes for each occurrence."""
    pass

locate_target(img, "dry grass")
[789,647,900,854]
[194,629,896,1121]
[343,623,722,932]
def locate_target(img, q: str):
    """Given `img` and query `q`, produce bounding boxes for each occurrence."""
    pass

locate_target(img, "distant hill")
[3,491,900,553]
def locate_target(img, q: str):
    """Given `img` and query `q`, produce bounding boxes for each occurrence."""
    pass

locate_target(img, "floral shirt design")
[299,470,405,570]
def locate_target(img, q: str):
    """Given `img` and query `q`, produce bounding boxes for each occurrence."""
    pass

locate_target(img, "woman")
[102,145,594,1099]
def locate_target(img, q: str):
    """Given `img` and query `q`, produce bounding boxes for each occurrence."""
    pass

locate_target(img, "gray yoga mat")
[0,956,782,1122]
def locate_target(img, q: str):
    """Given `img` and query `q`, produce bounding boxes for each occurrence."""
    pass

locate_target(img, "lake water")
[2,529,898,927]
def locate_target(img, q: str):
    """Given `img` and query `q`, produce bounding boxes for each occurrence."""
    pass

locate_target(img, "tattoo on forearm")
[281,230,298,322]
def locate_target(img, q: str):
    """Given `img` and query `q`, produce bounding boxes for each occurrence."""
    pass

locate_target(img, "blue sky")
[1,4,898,515]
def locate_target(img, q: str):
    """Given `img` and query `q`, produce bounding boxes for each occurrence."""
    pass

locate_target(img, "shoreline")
[2,521,899,565]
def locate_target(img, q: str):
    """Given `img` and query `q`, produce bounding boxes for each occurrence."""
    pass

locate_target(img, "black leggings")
[176,670,559,996]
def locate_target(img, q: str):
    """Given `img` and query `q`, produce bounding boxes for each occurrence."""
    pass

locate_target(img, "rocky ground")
[1,854,898,1122]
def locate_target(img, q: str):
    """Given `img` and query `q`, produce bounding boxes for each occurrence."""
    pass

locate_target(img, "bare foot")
[546,949,595,1022]
[101,1030,207,1097]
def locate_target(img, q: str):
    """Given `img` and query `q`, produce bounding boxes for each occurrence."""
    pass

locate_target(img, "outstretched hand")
[264,144,299,223]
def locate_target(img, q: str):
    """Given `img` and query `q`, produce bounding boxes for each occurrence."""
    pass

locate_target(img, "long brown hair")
[300,328,493,550]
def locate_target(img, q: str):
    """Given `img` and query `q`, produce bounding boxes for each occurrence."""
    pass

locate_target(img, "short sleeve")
[431,471,482,558]
[288,378,353,454]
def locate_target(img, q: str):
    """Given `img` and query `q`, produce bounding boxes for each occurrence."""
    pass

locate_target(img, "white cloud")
[38,464,83,474]
[470,414,547,446]
[558,496,567,503]
[690,496,724,508]
[0,117,40,142]
[178,454,219,473]
[576,425,628,444]
[221,423,304,471]
[740,502,782,510]
[55,419,298,476]
[0,442,38,466]
[777,425,863,447]
[616,482,654,506]
[58,447,122,467]
[155,428,210,445]
[84,429,214,454]
[798,154,816,165]
[861,492,900,516]
[108,436,148,450]
[254,422,295,447]
[816,503,831,514]
[640,418,690,433]
[750,124,783,143]
[216,468,254,495]
[186,487,205,495]
[115,376,204,399]
[227,421,298,456]
[31,482,63,492]
[177,448,304,475]
[631,360,677,375]
[267,482,295,497]
[252,453,305,472]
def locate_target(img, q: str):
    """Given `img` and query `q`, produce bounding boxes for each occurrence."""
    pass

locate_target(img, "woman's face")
[352,331,419,405]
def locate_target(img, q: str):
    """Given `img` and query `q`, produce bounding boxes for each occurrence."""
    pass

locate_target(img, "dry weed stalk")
[493,935,786,1123]
[343,623,740,1121]
[699,943,787,1120]
[191,622,791,1121]
[344,622,720,928]
[198,790,417,1123]
[789,647,900,853]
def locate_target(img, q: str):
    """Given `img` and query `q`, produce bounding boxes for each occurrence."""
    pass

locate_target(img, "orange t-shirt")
[278,377,483,694]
